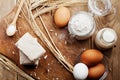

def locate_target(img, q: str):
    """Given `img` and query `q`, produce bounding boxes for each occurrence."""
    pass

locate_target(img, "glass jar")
[68,11,96,40]
[88,0,112,16]
[95,28,117,50]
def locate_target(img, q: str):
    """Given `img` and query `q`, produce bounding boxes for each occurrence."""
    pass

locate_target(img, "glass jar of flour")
[68,11,96,40]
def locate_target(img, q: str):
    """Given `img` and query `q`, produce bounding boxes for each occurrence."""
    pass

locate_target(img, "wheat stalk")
[37,9,73,71]
[23,0,73,72]
[31,11,73,73]
[33,0,88,18]
[0,54,34,80]
[31,0,47,10]
[31,0,40,4]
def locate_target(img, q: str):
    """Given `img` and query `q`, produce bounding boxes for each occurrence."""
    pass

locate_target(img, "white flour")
[68,11,95,40]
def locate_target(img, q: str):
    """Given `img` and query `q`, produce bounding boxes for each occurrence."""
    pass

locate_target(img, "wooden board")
[0,0,120,80]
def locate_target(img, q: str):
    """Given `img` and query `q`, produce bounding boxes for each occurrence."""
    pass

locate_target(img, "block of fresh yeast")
[19,50,39,65]
[15,32,46,61]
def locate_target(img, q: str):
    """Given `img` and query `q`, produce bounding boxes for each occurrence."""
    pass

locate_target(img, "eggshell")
[54,7,70,27]
[88,63,105,79]
[81,49,103,66]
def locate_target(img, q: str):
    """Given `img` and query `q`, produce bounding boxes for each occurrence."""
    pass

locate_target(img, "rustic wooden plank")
[17,75,27,80]
[0,53,34,80]
[0,60,30,80]
[0,61,17,80]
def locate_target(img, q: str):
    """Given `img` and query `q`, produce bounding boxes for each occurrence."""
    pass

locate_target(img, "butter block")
[15,32,46,61]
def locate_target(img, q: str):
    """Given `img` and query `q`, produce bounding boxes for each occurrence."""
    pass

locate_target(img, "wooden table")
[0,0,120,80]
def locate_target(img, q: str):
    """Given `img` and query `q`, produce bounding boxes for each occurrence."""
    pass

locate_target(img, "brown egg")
[88,63,105,79]
[54,7,70,27]
[81,49,103,66]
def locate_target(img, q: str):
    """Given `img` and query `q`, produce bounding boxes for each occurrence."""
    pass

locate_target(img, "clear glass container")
[88,0,112,16]
[68,11,96,40]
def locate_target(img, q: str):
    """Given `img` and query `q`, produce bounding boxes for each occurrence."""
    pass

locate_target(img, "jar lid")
[68,11,95,37]
[102,30,115,43]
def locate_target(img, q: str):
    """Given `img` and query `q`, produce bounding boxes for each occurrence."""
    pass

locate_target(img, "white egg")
[73,63,88,80]
[6,24,16,36]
